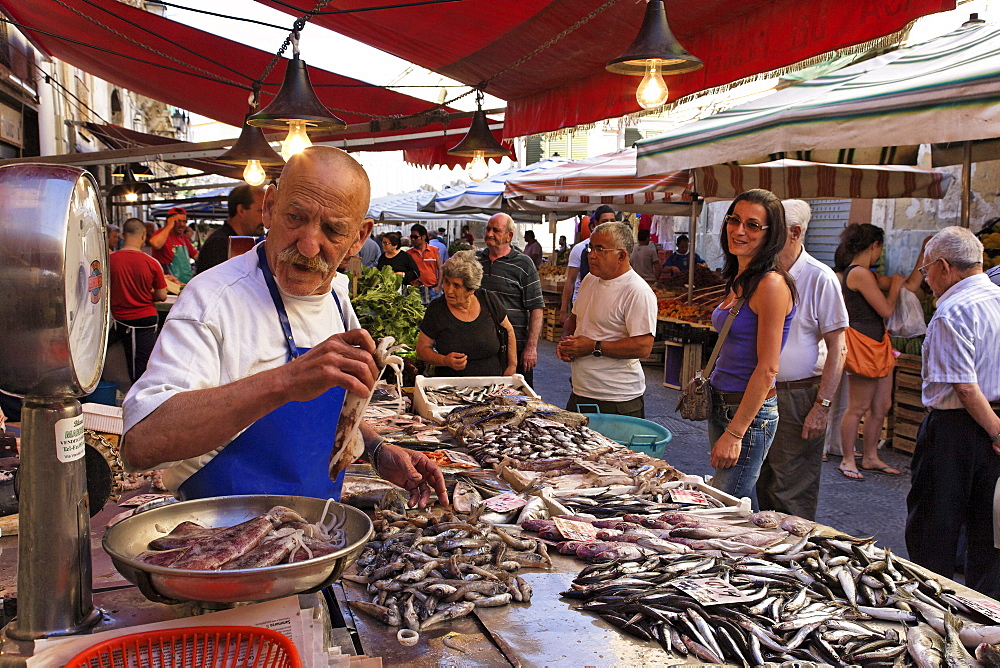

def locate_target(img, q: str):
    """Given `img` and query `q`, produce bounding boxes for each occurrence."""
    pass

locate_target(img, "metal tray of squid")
[102,494,373,605]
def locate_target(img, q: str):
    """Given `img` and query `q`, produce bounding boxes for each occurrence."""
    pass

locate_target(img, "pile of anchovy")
[465,422,621,467]
[563,530,1000,666]
[424,384,520,406]
[556,490,728,518]
[343,493,548,642]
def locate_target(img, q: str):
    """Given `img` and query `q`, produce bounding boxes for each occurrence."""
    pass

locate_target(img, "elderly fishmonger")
[122,147,447,508]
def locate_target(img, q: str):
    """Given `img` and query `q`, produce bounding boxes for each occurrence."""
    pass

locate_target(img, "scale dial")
[0,164,110,397]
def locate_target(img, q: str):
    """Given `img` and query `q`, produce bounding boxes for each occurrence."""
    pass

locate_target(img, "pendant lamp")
[606,0,703,110]
[108,165,155,202]
[217,113,285,187]
[247,34,345,159]
[112,163,154,177]
[447,91,509,183]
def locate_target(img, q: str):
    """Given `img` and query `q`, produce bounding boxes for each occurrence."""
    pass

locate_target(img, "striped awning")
[423,157,571,218]
[636,22,1000,177]
[503,150,693,214]
[504,151,952,210]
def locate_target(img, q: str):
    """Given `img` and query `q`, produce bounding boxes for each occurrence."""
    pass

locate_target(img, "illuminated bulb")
[243,159,267,187]
[468,151,489,183]
[636,59,669,110]
[124,191,139,202]
[280,119,312,160]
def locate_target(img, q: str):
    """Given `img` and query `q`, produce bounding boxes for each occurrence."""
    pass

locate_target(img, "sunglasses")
[724,214,768,232]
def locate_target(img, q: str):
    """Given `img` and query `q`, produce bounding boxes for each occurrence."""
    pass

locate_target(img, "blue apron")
[178,245,348,501]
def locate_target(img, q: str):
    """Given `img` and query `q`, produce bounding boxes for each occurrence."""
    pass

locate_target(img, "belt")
[774,376,821,391]
[712,386,777,406]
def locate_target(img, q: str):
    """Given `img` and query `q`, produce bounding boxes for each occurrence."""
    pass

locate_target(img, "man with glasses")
[556,222,656,417]
[905,226,1000,598]
[407,224,441,305]
[477,213,544,384]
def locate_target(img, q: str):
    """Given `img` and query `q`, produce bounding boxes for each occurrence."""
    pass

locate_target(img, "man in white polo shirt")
[757,200,848,520]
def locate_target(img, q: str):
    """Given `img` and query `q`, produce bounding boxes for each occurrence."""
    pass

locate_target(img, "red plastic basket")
[66,625,301,668]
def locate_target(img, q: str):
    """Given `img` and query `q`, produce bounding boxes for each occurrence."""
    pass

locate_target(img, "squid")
[329,337,406,480]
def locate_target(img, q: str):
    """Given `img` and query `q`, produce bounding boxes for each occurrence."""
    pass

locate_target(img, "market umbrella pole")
[962,141,972,228]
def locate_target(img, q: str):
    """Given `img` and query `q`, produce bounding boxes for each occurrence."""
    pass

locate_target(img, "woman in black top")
[834,223,922,479]
[417,251,517,377]
[377,231,420,285]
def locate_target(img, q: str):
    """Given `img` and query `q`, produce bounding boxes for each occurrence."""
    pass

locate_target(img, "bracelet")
[367,438,385,475]
[725,427,744,440]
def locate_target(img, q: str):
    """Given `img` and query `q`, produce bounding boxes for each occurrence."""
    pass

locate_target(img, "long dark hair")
[833,223,884,272]
[720,189,796,303]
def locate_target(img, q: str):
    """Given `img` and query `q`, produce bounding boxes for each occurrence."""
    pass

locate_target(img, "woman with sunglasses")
[834,223,925,479]
[708,189,797,505]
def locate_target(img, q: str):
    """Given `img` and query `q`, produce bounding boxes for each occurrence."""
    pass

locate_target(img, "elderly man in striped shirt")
[905,226,1000,599]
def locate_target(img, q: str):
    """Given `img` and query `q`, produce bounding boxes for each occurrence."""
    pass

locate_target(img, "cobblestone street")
[532,339,913,558]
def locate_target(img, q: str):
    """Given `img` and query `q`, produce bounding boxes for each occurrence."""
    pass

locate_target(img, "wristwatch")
[592,341,603,357]
[991,432,1000,443]
[817,397,832,408]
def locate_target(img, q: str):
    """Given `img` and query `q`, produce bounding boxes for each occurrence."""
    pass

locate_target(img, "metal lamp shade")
[108,165,155,197]
[606,0,703,76]
[247,54,346,131]
[216,115,285,167]
[112,163,153,177]
[447,110,510,157]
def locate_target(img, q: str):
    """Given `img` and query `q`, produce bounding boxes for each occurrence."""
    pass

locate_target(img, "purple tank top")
[709,301,796,392]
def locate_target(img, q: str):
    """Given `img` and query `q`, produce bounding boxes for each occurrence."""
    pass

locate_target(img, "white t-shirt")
[571,269,657,401]
[122,244,360,491]
[777,249,849,382]
[567,240,589,302]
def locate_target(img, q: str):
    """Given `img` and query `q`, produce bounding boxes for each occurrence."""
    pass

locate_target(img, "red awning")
[256,0,954,137]
[0,0,488,165]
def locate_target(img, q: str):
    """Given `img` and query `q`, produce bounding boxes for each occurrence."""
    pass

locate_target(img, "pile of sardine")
[562,529,1000,666]
[344,492,548,643]
[464,421,622,469]
[555,489,729,518]
[444,403,589,443]
[424,384,523,406]
[136,505,346,570]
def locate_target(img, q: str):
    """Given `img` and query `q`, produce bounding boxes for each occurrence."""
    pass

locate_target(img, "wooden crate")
[892,353,925,453]
[663,341,703,390]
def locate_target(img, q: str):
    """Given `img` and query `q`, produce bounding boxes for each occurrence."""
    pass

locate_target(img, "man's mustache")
[277,246,330,274]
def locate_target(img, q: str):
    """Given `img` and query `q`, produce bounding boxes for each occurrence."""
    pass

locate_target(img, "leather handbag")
[844,327,896,378]
[480,289,509,364]
[676,298,744,421]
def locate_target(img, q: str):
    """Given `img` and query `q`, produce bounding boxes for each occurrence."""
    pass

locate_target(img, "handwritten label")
[669,489,711,506]
[55,415,85,463]
[553,517,599,542]
[950,594,1000,624]
[440,449,479,467]
[526,418,566,430]
[484,493,528,512]
[671,576,761,605]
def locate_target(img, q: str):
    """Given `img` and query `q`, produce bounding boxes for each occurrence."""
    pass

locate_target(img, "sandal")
[837,466,864,480]
[859,464,902,475]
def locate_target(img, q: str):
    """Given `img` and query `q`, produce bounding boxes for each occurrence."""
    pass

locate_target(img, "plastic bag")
[887,288,926,338]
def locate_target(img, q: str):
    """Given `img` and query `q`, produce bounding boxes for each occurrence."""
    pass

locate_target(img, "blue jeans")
[708,394,779,509]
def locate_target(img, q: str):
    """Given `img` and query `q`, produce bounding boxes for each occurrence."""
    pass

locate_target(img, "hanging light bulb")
[280,119,312,160]
[243,159,268,186]
[124,191,139,202]
[468,151,490,183]
[606,0,703,110]
[108,164,154,201]
[636,60,669,109]
[446,89,509,183]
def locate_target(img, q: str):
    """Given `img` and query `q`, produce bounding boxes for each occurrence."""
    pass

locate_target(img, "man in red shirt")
[110,218,168,381]
[407,224,441,305]
[151,207,198,284]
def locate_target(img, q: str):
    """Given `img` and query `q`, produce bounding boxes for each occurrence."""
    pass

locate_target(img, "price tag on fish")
[668,489,712,506]
[950,594,1000,624]
[439,449,479,467]
[671,577,762,605]
[526,418,567,430]
[483,493,528,513]
[553,517,599,542]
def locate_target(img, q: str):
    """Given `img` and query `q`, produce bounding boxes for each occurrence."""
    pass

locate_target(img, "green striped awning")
[637,22,1000,177]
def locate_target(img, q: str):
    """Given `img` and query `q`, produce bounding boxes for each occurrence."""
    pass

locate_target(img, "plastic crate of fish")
[413,374,541,422]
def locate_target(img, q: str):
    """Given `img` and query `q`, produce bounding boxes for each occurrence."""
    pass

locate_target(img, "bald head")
[485,213,515,258]
[263,146,374,296]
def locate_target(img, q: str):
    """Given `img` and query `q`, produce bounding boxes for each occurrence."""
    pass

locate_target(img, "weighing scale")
[0,164,110,664]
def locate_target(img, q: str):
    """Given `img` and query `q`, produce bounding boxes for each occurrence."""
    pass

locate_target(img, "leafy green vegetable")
[351,265,425,349]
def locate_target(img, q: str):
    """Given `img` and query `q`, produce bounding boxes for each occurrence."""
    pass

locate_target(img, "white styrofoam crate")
[82,403,124,435]
[413,374,540,422]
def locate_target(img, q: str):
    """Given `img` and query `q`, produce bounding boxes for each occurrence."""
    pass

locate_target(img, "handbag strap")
[701,298,745,378]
